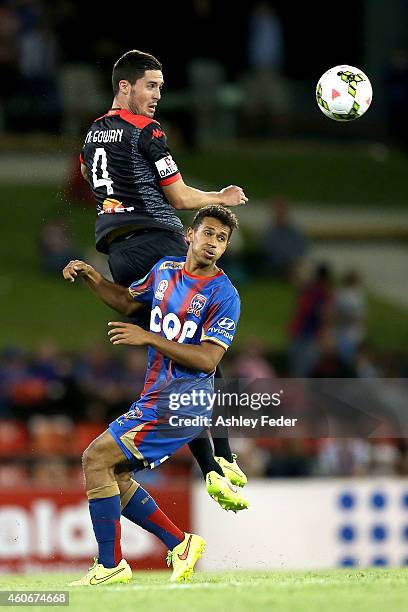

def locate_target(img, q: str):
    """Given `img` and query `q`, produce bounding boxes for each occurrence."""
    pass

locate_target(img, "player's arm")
[62,260,140,316]
[79,151,92,185]
[162,178,248,211]
[139,121,248,210]
[107,323,225,373]
[80,162,91,185]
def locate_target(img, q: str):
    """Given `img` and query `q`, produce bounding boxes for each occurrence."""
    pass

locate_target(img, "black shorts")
[107,228,188,328]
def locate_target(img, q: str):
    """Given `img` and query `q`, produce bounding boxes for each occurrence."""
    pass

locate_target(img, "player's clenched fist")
[62,259,95,282]
[220,185,248,207]
[108,322,148,346]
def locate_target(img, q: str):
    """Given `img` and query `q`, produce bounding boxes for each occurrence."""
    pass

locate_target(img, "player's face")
[128,70,164,117]
[188,217,230,267]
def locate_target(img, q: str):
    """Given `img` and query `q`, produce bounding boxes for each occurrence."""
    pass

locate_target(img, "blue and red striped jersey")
[128,256,240,401]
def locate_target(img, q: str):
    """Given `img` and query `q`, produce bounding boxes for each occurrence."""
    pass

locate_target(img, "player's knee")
[82,440,100,473]
[114,470,132,488]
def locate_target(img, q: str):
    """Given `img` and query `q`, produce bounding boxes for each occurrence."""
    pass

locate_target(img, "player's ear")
[119,80,130,94]
[186,227,194,243]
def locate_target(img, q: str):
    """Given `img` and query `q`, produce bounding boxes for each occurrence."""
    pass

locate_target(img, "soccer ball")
[316,65,372,121]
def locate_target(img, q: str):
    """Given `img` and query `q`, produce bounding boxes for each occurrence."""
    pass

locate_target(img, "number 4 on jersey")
[92,147,113,195]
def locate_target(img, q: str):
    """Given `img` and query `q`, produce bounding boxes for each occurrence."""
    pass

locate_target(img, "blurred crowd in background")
[0,0,408,145]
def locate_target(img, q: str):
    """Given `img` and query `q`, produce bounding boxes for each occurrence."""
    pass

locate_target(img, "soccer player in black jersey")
[79,49,248,507]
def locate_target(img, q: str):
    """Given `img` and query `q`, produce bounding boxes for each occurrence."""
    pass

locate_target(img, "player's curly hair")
[191,205,239,237]
[112,50,162,95]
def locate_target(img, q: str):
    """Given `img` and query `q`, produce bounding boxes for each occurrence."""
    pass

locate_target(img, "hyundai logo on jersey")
[217,317,236,331]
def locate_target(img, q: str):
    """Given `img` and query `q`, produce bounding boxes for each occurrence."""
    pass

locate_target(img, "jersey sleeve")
[201,289,240,351]
[128,266,156,305]
[138,121,182,187]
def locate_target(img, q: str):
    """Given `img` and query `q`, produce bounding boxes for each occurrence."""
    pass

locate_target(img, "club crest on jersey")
[155,279,169,301]
[187,293,207,317]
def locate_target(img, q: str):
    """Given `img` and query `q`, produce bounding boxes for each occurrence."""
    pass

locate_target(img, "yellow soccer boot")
[68,558,132,586]
[214,453,248,487]
[166,533,206,582]
[206,471,249,512]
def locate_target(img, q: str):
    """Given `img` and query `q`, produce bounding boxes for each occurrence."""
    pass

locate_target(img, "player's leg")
[69,430,132,586]
[211,364,233,460]
[110,412,208,583]
[188,434,224,477]
[115,467,205,582]
[211,364,248,487]
[115,465,185,550]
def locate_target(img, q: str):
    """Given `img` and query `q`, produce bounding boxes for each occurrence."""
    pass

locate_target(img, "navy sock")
[89,495,122,568]
[122,484,184,550]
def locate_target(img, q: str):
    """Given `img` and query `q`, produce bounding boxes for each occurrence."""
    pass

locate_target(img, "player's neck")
[111,96,128,111]
[184,257,219,278]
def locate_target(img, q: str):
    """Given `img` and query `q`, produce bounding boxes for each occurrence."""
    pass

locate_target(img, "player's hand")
[220,185,248,207]
[108,322,149,346]
[62,260,95,282]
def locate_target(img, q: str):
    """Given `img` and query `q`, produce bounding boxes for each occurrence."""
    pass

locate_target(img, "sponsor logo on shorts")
[155,279,169,301]
[117,407,143,425]
[187,293,207,317]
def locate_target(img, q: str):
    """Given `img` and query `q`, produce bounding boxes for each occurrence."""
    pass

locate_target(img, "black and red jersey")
[81,109,184,253]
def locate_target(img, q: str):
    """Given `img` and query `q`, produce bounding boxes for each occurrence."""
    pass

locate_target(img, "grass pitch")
[1,569,407,612]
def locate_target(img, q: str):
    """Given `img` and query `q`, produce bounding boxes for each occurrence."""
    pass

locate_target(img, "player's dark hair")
[191,205,239,238]
[112,50,162,95]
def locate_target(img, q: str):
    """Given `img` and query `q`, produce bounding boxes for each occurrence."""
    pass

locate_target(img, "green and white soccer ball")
[316,64,372,121]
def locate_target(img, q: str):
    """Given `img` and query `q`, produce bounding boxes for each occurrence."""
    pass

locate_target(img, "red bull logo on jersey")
[187,294,207,318]
[155,280,169,301]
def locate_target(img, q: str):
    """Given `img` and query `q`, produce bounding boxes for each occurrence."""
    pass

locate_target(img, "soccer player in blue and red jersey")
[63,205,247,585]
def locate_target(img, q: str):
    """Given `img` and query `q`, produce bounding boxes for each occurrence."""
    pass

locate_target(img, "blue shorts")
[109,398,212,471]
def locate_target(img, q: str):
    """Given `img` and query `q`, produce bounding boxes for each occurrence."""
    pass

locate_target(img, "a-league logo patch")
[155,279,169,301]
[159,260,184,271]
[187,293,207,317]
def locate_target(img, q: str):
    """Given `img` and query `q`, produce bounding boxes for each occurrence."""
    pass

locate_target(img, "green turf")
[1,569,407,612]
